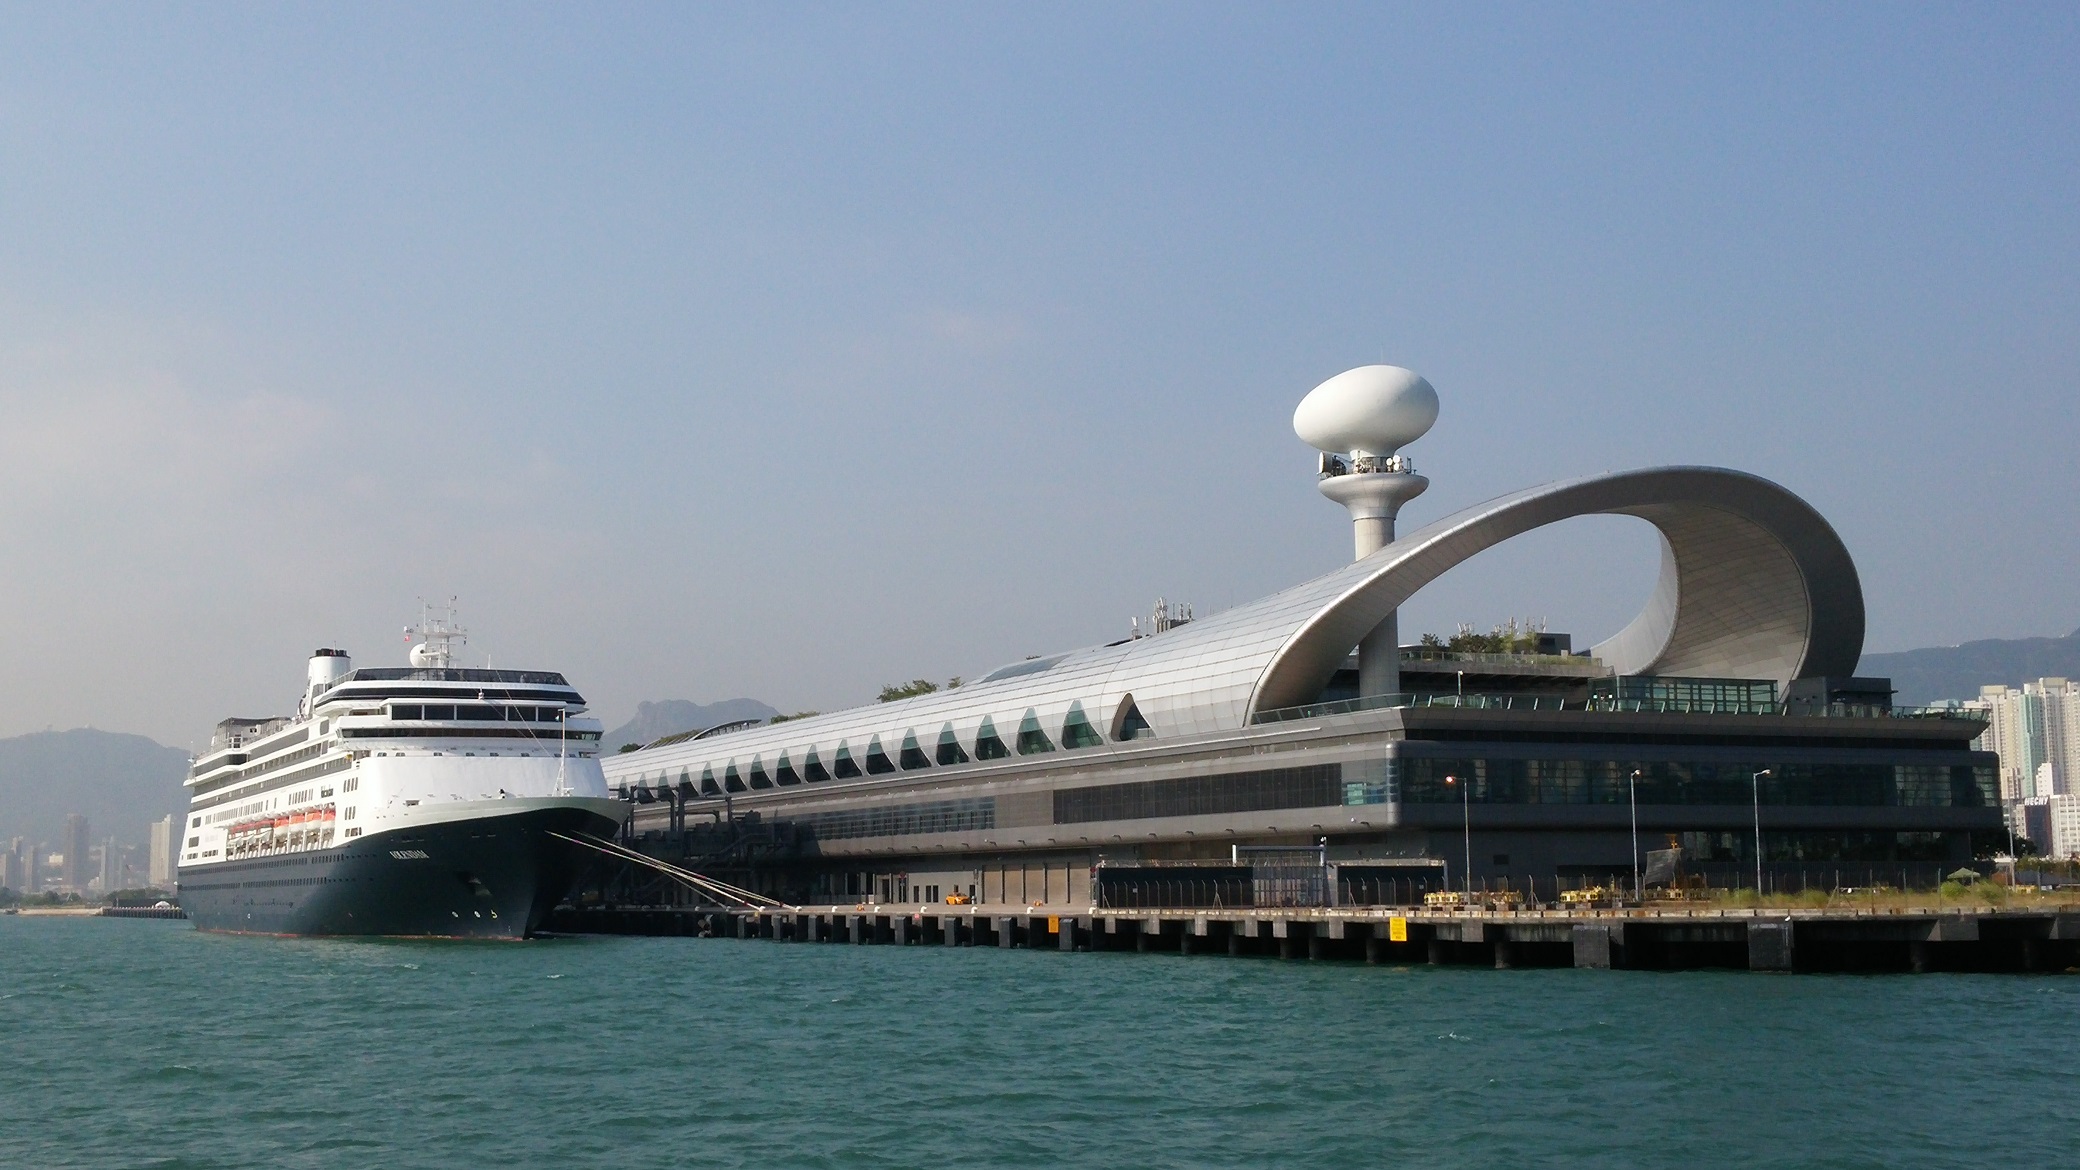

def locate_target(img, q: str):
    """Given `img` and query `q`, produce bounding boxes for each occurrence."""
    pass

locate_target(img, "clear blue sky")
[0,4,2073,743]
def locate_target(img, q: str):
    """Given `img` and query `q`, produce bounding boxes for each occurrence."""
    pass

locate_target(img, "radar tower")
[1293,364,1438,697]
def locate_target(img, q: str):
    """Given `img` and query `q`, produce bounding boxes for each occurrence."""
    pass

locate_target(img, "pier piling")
[545,903,2080,974]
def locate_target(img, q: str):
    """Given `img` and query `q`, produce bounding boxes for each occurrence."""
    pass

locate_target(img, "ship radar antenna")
[407,596,468,671]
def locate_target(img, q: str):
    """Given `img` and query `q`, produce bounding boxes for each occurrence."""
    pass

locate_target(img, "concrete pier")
[545,902,2080,974]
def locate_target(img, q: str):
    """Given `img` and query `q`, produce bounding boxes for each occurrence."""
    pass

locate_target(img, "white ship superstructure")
[177,611,623,937]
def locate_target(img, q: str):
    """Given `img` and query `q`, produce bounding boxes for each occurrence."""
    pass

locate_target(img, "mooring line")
[551,830,790,910]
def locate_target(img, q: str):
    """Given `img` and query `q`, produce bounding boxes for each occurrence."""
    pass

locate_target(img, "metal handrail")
[1252,692,1995,726]
[1398,649,1602,668]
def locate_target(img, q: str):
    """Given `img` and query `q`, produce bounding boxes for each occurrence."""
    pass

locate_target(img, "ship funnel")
[308,648,352,696]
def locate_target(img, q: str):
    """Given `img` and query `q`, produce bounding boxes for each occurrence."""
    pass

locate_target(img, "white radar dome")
[1293,364,1438,457]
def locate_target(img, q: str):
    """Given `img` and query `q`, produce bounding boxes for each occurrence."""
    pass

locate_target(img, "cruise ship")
[176,612,624,938]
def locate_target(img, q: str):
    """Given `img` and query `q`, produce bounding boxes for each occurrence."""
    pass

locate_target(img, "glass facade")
[1054,764,1342,824]
[794,797,996,842]
[1398,757,1996,808]
[1587,676,1778,714]
[1676,829,1954,863]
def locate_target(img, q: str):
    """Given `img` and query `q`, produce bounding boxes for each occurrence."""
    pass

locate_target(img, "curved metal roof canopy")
[605,466,1865,784]
[1248,466,1865,714]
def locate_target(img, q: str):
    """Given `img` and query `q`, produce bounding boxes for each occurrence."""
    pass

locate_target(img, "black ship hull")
[177,804,619,939]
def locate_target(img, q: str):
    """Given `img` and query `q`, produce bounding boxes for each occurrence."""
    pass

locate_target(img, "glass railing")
[1253,692,1568,724]
[1318,453,1415,478]
[1399,649,1604,669]
[1251,693,1995,726]
[337,668,572,686]
[1583,697,1777,716]
[1888,705,1993,723]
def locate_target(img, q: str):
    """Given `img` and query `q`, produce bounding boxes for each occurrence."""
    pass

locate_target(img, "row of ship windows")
[196,777,356,830]
[389,704,568,723]
[630,700,1152,799]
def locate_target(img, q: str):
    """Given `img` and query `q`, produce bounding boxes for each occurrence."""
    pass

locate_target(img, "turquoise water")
[4,917,2075,1169]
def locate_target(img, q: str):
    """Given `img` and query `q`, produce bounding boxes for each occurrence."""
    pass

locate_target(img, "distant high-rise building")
[97,837,119,895]
[2052,795,2080,860]
[2015,795,2080,859]
[1970,678,2080,802]
[60,814,89,892]
[149,816,177,889]
[26,843,43,893]
[1,838,20,892]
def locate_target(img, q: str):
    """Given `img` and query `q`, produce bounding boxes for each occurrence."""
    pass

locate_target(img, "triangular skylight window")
[973,717,1009,760]
[899,730,931,770]
[936,723,970,766]
[865,736,897,775]
[1016,709,1055,755]
[1061,702,1103,749]
[1114,697,1152,741]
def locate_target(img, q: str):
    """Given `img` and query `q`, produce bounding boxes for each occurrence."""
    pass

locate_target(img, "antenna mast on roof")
[406,597,468,670]
[1151,597,1194,634]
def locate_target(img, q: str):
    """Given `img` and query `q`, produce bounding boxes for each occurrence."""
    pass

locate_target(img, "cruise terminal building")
[604,366,1998,907]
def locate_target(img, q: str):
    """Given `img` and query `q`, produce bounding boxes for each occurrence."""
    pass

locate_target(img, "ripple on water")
[4,919,2080,1169]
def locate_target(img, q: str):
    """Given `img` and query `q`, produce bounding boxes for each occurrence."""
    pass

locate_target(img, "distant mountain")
[1859,627,2080,706]
[602,699,781,753]
[0,729,190,849]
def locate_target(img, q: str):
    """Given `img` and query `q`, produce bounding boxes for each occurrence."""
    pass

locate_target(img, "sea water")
[3,916,2075,1169]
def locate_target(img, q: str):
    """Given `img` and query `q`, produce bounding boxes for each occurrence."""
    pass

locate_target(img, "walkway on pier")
[549,901,2080,974]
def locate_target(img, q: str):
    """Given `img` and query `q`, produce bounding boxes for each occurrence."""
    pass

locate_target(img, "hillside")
[602,699,781,753]
[1860,627,2080,706]
[0,729,191,849]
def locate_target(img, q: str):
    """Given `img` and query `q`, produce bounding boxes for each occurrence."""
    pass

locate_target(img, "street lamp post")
[1752,769,1773,895]
[1445,774,1469,897]
[1629,769,1643,901]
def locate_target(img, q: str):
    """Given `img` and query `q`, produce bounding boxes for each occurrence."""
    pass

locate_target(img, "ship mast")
[406,598,468,671]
